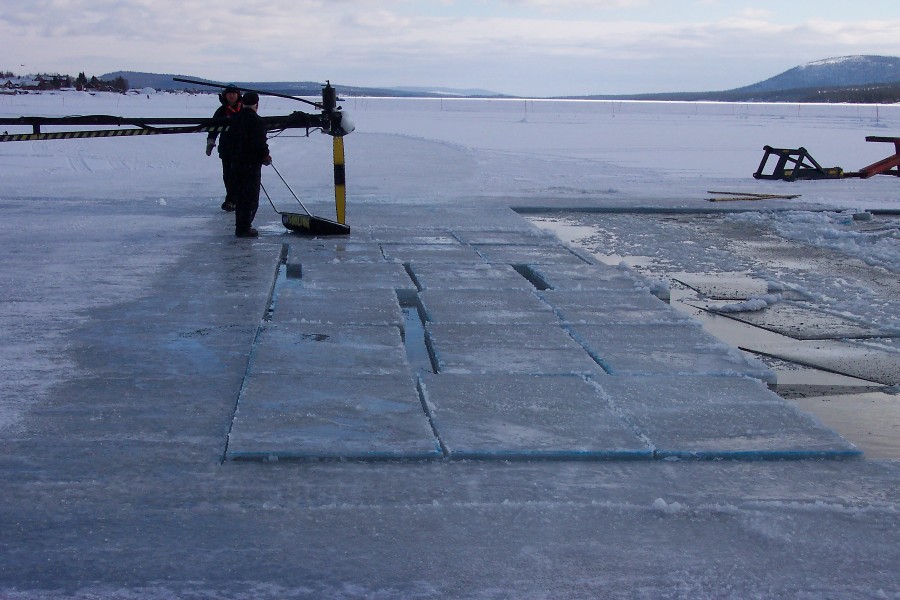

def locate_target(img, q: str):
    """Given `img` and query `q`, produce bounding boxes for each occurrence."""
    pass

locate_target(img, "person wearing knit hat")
[205,84,243,212]
[230,91,271,238]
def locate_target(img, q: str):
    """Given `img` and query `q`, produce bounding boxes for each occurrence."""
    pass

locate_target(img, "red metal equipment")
[857,136,900,178]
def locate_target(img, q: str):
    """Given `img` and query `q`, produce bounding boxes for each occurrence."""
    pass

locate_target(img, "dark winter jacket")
[207,102,242,158]
[231,109,270,171]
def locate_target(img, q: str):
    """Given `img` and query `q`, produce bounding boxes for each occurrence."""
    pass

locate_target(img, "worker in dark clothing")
[206,84,242,212]
[231,92,271,238]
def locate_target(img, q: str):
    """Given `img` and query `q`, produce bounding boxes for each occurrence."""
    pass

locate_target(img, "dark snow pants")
[221,155,238,206]
[234,165,261,234]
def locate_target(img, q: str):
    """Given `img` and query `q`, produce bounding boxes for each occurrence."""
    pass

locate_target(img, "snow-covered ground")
[6,91,900,207]
[0,90,898,598]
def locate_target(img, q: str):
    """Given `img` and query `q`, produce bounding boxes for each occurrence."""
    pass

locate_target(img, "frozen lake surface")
[0,91,898,599]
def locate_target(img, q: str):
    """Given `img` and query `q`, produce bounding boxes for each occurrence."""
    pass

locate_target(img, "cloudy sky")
[5,0,900,97]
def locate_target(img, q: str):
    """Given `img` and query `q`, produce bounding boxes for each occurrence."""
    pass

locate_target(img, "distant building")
[2,77,40,90]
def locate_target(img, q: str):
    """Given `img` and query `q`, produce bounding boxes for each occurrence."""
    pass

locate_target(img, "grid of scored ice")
[225,221,861,462]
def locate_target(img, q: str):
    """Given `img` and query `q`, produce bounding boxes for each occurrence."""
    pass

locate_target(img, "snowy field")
[1,90,899,598]
[5,90,900,207]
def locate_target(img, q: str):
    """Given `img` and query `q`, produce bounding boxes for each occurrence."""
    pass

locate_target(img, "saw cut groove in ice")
[263,244,290,323]
[397,290,438,376]
[511,264,552,291]
[673,272,770,300]
[426,323,606,376]
[569,323,774,382]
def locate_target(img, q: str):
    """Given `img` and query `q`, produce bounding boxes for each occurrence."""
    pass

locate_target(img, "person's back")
[232,107,269,171]
[230,92,270,238]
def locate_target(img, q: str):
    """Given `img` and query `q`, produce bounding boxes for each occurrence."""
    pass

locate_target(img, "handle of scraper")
[259,181,283,215]
[270,162,312,217]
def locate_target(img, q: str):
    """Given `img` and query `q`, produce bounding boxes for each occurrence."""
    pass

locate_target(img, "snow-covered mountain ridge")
[736,55,900,93]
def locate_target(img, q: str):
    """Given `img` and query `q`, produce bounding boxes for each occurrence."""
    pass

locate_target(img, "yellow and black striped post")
[333,136,346,225]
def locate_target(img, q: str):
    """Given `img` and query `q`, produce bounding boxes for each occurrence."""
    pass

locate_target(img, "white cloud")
[3,1,900,95]
[499,0,648,8]
[738,8,775,19]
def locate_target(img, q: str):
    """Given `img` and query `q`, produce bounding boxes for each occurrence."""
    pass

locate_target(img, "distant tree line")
[73,72,129,93]
[2,70,129,93]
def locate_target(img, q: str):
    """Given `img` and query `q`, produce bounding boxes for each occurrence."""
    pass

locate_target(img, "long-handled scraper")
[264,162,351,235]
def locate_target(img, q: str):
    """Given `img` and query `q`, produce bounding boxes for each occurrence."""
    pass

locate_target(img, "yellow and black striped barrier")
[0,111,325,144]
[0,125,226,143]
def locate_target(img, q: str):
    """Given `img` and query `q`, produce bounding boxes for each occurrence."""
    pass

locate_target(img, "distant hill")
[569,55,900,103]
[388,85,504,97]
[100,71,199,91]
[735,55,900,93]
[104,57,900,103]
[101,71,505,98]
